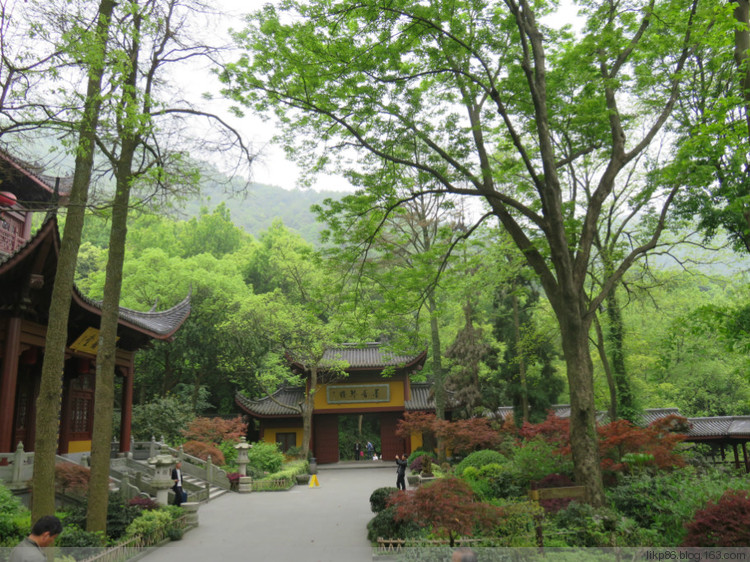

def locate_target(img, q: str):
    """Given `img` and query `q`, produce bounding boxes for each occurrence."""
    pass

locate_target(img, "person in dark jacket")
[171,461,184,506]
[396,453,408,490]
[354,442,361,461]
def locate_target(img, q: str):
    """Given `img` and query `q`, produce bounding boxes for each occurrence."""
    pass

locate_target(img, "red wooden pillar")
[119,365,134,453]
[0,317,21,453]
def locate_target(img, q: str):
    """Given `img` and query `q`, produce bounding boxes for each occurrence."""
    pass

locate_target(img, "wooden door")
[313,414,339,464]
[380,412,407,461]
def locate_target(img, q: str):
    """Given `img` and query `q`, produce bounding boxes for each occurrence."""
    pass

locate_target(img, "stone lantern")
[148,454,177,505]
[234,437,252,493]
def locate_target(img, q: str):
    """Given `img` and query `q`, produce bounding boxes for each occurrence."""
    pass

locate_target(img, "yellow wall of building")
[313,381,405,411]
[262,427,304,447]
[410,432,423,452]
[68,440,91,454]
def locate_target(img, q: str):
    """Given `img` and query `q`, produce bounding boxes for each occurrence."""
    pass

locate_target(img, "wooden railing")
[376,537,485,552]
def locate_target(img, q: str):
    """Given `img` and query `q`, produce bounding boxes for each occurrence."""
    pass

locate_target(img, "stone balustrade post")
[206,455,213,482]
[11,442,24,485]
[181,502,199,527]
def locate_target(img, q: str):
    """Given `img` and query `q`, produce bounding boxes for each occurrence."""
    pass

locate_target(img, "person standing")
[9,515,63,562]
[366,441,374,459]
[171,461,184,506]
[395,453,408,490]
[354,442,361,461]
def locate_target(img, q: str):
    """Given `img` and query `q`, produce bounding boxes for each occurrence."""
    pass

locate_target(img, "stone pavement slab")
[139,465,398,562]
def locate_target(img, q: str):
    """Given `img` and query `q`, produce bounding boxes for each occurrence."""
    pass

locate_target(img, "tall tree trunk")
[511,293,529,422]
[593,312,617,422]
[87,12,141,530]
[31,0,115,522]
[427,294,447,463]
[558,306,605,506]
[301,366,316,458]
[605,288,636,420]
[86,144,136,533]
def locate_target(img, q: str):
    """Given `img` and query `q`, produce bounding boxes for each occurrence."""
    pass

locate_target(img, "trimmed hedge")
[370,487,399,513]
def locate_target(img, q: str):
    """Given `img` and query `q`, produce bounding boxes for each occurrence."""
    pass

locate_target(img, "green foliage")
[607,467,750,546]
[248,441,285,473]
[0,510,31,548]
[0,483,26,516]
[130,396,195,443]
[454,450,507,476]
[461,463,524,501]
[552,502,621,547]
[406,449,435,468]
[62,493,143,542]
[369,487,399,513]
[510,438,574,486]
[56,524,105,549]
[489,500,543,547]
[366,506,422,543]
[125,509,174,539]
[218,440,239,468]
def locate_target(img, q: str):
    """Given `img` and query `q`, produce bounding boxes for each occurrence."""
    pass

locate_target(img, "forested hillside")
[179,167,342,245]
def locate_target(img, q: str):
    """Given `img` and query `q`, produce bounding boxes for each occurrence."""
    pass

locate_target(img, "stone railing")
[108,457,210,503]
[0,442,34,489]
[156,442,230,491]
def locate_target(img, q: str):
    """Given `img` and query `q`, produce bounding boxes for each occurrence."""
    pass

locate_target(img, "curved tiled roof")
[235,381,451,417]
[74,289,192,339]
[290,342,427,371]
[235,387,304,417]
[0,215,190,340]
[0,148,73,203]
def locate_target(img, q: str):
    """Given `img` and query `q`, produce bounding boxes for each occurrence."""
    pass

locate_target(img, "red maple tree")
[388,477,504,546]
[396,412,501,454]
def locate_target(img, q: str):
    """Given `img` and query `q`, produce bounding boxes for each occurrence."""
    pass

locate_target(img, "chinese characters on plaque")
[326,384,390,404]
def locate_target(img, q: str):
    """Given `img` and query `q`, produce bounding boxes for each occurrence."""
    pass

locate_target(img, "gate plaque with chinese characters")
[326,384,390,404]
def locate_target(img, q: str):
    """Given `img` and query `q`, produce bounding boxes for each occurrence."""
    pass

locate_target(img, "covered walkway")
[140,464,397,562]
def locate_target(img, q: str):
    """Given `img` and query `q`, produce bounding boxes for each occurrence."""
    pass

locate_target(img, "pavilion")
[0,149,191,458]
[235,342,435,463]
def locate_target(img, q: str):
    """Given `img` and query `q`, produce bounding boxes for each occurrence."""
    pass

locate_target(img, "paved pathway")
[140,463,397,562]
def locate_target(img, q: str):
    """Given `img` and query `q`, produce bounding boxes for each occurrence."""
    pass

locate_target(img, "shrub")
[509,438,573,485]
[56,524,105,554]
[182,416,247,444]
[182,440,225,465]
[366,506,421,542]
[408,454,436,475]
[218,440,239,467]
[552,502,620,547]
[606,468,750,546]
[63,493,142,542]
[0,513,30,547]
[454,450,507,476]
[389,478,506,547]
[461,463,523,501]
[0,483,25,516]
[248,441,284,473]
[490,500,544,547]
[55,463,91,494]
[683,490,750,547]
[370,487,399,513]
[406,449,435,467]
[127,497,160,511]
[125,509,174,538]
